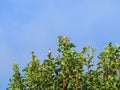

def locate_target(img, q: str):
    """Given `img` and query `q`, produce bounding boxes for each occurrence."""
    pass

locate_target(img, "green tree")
[7,36,120,90]
[22,52,42,90]
[7,63,24,90]
[97,42,120,89]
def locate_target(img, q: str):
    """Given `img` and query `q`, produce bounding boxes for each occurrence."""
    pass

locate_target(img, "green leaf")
[67,81,72,88]
[114,75,119,80]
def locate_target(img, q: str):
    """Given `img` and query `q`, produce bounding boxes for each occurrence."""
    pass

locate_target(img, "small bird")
[48,49,52,59]
[48,49,51,54]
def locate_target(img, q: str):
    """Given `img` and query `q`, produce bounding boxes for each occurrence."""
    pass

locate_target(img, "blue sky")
[1,0,120,89]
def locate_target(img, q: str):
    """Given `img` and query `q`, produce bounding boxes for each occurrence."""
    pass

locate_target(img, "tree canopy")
[7,36,120,90]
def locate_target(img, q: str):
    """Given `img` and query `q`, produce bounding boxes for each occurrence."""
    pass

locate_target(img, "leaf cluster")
[7,36,120,90]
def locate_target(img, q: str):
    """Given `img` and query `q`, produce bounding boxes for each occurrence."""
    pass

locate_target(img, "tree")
[7,63,24,90]
[7,36,120,90]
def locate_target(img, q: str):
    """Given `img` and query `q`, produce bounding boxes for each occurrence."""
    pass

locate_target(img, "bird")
[48,49,51,54]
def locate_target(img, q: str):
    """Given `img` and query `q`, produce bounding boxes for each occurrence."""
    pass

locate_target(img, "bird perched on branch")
[48,49,51,54]
[48,49,52,59]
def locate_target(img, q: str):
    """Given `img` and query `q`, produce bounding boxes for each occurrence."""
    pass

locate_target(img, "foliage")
[7,36,120,90]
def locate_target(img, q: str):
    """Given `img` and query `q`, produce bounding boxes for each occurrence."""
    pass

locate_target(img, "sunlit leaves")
[7,36,120,90]
[7,63,24,90]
